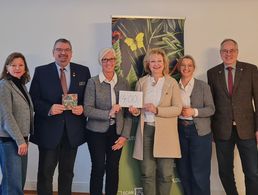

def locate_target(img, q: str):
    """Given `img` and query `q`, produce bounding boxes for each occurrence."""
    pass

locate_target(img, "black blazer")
[207,61,258,140]
[29,62,91,149]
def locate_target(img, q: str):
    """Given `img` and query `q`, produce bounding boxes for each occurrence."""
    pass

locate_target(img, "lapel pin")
[72,72,76,77]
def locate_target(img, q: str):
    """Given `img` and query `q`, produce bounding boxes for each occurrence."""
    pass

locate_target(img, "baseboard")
[24,189,239,195]
[25,181,238,195]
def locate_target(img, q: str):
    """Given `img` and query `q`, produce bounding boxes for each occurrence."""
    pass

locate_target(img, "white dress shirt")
[99,71,118,119]
[144,75,165,123]
[179,77,198,120]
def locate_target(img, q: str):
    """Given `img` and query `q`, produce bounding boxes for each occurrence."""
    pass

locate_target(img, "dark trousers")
[176,120,212,195]
[37,132,78,195]
[87,125,122,195]
[215,126,258,195]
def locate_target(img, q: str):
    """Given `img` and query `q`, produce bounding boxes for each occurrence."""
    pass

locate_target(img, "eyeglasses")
[220,49,238,54]
[54,48,72,53]
[101,58,116,63]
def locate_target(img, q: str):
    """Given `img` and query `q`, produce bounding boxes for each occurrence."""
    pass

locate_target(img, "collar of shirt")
[179,77,194,90]
[99,71,118,86]
[148,75,165,87]
[224,64,236,70]
[55,63,71,76]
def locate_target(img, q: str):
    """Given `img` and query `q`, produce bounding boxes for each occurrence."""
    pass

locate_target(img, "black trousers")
[87,125,122,195]
[215,126,258,195]
[37,131,78,195]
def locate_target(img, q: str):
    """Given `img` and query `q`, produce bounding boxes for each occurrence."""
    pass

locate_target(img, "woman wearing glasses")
[84,48,132,195]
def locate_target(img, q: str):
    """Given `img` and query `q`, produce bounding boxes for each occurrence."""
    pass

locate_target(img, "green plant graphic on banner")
[112,16,185,195]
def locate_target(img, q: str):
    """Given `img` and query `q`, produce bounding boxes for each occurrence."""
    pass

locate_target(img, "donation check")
[119,91,143,108]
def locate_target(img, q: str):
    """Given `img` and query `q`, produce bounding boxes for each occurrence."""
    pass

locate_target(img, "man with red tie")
[207,39,258,195]
[30,38,91,195]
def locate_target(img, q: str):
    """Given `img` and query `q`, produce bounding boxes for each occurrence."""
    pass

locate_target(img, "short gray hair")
[98,48,116,65]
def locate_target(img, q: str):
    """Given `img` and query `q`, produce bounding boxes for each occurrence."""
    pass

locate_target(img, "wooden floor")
[24,191,89,195]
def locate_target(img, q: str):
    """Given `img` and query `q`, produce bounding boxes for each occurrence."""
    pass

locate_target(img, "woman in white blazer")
[129,48,182,195]
[0,52,34,195]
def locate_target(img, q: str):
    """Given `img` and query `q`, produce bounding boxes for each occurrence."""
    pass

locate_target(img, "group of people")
[0,37,257,195]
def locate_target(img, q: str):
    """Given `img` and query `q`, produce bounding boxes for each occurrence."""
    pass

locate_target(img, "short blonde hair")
[143,48,169,75]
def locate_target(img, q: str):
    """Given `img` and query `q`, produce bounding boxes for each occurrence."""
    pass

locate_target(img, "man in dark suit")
[207,38,258,195]
[30,38,91,195]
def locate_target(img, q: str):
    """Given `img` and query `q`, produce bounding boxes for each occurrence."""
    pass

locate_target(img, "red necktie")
[227,67,233,96]
[60,68,68,94]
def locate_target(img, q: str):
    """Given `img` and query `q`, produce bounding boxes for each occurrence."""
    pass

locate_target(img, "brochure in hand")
[62,94,78,110]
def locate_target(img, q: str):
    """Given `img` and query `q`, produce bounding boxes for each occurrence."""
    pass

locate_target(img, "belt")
[178,119,194,126]
[109,118,116,126]
[145,122,155,127]
[0,136,28,143]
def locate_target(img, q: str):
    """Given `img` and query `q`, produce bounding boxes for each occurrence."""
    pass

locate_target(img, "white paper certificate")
[119,91,143,108]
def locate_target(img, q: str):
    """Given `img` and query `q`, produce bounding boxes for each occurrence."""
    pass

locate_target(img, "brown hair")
[0,52,30,84]
[143,48,169,75]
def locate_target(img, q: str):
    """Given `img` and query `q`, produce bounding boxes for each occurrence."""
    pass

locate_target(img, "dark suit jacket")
[29,62,91,149]
[207,61,258,140]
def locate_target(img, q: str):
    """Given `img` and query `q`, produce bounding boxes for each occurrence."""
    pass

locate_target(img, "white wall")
[1,0,258,194]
